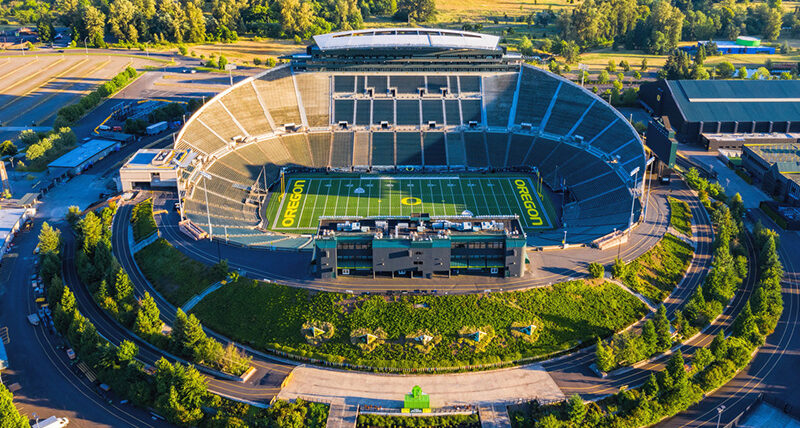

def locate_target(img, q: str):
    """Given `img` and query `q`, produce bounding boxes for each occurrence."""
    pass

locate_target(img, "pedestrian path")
[326,401,358,428]
[181,281,224,312]
[479,403,512,428]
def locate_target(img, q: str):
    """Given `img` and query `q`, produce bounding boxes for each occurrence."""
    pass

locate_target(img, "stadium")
[167,28,646,279]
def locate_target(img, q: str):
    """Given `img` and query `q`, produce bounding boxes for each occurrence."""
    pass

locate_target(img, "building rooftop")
[312,28,500,53]
[121,149,195,171]
[48,139,118,169]
[745,143,800,173]
[316,215,526,240]
[666,80,800,123]
[0,207,26,243]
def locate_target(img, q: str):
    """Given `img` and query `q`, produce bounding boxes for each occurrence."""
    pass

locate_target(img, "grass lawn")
[668,197,692,237]
[131,198,158,242]
[620,233,694,303]
[134,238,225,306]
[267,174,554,234]
[191,279,647,369]
[187,39,302,66]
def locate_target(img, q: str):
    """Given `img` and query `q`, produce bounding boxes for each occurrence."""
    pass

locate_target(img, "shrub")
[588,262,604,278]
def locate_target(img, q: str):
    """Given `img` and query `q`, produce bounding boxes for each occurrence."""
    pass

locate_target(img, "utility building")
[639,80,800,148]
[314,214,527,279]
[119,149,195,192]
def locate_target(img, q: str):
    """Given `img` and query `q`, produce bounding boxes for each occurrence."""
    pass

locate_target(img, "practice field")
[267,174,555,234]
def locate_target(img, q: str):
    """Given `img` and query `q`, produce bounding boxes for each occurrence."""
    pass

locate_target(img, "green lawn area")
[131,199,158,242]
[266,174,554,234]
[134,238,225,306]
[620,233,694,303]
[668,197,693,237]
[191,279,647,369]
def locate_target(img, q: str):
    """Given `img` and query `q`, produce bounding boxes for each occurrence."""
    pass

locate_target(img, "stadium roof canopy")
[667,80,800,123]
[312,28,500,52]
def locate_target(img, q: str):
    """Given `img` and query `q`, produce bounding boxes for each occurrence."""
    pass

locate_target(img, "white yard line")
[271,178,293,230]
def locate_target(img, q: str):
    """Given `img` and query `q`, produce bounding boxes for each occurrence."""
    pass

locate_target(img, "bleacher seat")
[334,99,355,124]
[483,73,517,127]
[459,76,480,93]
[353,132,370,166]
[355,100,371,126]
[485,132,508,168]
[507,134,535,167]
[396,100,420,126]
[295,72,330,127]
[331,132,354,167]
[396,132,422,165]
[307,133,332,167]
[463,132,488,167]
[223,84,272,136]
[423,132,447,165]
[444,99,461,126]
[514,66,560,127]
[372,99,394,126]
[280,134,313,167]
[422,100,444,125]
[542,84,594,136]
[334,75,356,93]
[371,132,395,166]
[461,99,482,125]
[445,133,467,166]
[368,75,388,95]
[253,67,302,126]
[391,76,425,94]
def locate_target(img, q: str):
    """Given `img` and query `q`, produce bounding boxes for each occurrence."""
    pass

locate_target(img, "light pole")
[83,36,89,56]
[199,171,213,240]
[628,166,640,231]
[716,405,726,428]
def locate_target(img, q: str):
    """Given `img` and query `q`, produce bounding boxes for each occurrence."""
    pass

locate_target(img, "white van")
[32,416,70,428]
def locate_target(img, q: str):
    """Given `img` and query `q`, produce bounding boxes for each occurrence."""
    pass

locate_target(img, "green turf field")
[266,174,555,234]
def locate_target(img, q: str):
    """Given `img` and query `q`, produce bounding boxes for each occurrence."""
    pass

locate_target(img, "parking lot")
[0,54,162,127]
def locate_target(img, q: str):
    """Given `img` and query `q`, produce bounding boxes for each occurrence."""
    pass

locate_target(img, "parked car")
[66,348,76,360]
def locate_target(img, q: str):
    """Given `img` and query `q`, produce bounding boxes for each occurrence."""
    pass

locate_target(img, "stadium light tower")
[199,171,213,240]
[628,166,640,231]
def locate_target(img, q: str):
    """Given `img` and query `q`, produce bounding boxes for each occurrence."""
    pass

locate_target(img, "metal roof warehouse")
[48,139,120,176]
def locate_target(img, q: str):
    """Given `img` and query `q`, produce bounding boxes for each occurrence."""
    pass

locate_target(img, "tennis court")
[267,174,555,234]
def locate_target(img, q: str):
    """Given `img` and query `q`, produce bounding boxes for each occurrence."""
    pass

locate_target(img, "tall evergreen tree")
[654,304,672,350]
[595,338,615,372]
[0,383,28,428]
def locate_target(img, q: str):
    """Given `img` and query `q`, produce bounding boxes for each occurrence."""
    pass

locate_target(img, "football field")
[267,175,555,234]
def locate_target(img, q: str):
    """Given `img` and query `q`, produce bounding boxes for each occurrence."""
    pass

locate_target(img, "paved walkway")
[479,403,513,428]
[181,281,223,312]
[278,364,565,408]
[326,401,358,428]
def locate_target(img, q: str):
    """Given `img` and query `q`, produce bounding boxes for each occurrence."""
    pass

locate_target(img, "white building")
[119,149,194,192]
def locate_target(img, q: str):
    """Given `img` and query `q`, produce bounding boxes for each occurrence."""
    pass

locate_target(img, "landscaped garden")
[134,238,226,305]
[668,196,693,237]
[191,279,647,369]
[131,198,158,242]
[616,233,694,303]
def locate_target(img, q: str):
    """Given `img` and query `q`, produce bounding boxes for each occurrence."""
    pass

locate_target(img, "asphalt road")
[111,202,291,403]
[0,221,170,427]
[150,179,675,294]
[658,211,800,427]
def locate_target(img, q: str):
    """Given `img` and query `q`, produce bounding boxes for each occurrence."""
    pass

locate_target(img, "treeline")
[514,199,783,427]
[2,0,434,47]
[66,204,251,376]
[123,100,202,135]
[54,66,138,129]
[555,0,788,55]
[17,127,77,171]
[659,48,796,80]
[37,220,325,426]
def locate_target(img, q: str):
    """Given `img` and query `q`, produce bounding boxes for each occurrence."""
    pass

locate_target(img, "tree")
[640,57,648,71]
[396,0,436,22]
[55,286,78,332]
[0,140,17,156]
[654,304,672,350]
[0,383,28,428]
[116,340,139,364]
[38,222,62,255]
[716,61,735,79]
[134,292,162,336]
[598,70,610,84]
[173,309,207,357]
[78,211,103,253]
[732,300,759,342]
[641,319,658,354]
[109,0,138,42]
[595,338,615,372]
[606,60,617,72]
[693,347,714,372]
[588,262,604,278]
[218,55,228,70]
[566,394,586,424]
[710,330,729,360]
[113,268,134,303]
[737,66,748,79]
[80,2,106,46]
[518,36,534,56]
